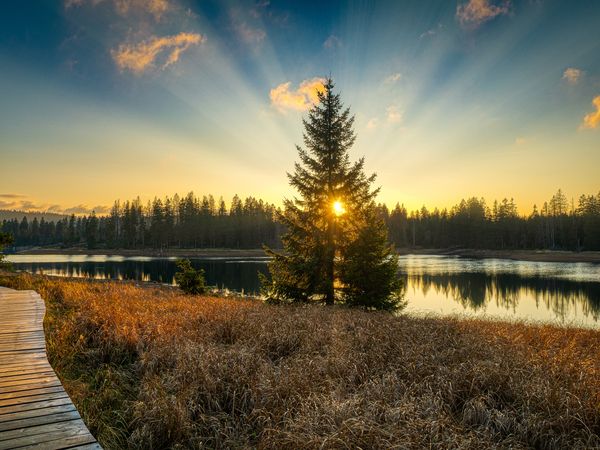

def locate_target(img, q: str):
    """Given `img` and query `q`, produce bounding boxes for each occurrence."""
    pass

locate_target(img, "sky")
[0,0,599,215]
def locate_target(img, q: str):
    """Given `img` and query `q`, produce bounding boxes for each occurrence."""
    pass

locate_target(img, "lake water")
[6,254,600,328]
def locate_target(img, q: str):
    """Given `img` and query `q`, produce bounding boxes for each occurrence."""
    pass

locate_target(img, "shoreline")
[397,247,600,263]
[12,247,268,258]
[12,246,600,263]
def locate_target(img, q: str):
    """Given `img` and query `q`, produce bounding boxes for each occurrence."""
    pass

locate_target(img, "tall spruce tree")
[262,78,403,309]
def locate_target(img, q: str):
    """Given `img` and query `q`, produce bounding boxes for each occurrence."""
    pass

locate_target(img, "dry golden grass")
[1,272,598,449]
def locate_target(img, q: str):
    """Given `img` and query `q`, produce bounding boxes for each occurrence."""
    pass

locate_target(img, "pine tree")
[338,207,404,310]
[262,78,403,309]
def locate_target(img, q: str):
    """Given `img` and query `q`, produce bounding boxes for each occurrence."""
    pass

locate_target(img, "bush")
[0,232,13,270]
[174,259,206,295]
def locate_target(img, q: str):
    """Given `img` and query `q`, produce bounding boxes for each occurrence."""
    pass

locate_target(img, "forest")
[2,189,600,251]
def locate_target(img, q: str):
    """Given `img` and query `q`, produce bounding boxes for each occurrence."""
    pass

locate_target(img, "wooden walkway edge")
[0,287,101,450]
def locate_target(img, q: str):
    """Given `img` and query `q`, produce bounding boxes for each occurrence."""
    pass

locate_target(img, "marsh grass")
[0,272,598,449]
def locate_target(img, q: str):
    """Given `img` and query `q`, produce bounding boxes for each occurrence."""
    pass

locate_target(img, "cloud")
[562,67,583,85]
[249,1,288,26]
[0,194,26,199]
[235,21,266,44]
[515,137,527,145]
[419,23,444,39]
[0,195,109,215]
[384,72,402,84]
[386,105,403,124]
[249,0,270,18]
[456,0,510,28]
[65,0,170,20]
[62,204,110,215]
[323,35,342,50]
[0,201,18,209]
[366,118,379,130]
[111,32,204,74]
[580,95,600,130]
[270,78,326,113]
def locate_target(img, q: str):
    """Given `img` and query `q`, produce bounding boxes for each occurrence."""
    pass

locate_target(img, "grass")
[0,272,598,449]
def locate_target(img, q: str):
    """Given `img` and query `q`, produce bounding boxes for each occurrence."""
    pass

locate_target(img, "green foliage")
[0,231,13,268]
[262,78,401,310]
[174,259,206,295]
[339,208,405,310]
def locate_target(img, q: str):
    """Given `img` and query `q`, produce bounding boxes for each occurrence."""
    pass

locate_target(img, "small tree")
[174,259,206,295]
[339,207,405,310]
[0,232,14,269]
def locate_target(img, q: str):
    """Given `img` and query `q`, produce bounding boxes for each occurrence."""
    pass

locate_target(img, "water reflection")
[8,258,269,295]
[6,254,600,327]
[404,272,600,323]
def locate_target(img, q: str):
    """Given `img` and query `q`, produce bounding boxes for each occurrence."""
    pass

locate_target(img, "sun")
[333,200,346,216]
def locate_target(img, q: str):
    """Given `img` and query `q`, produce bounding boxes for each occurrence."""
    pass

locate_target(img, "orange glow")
[333,200,346,216]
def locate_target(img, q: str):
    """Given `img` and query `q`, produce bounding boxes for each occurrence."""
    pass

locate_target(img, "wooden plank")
[0,403,77,424]
[0,362,51,374]
[69,443,103,450]
[0,345,46,353]
[0,396,74,416]
[0,379,63,395]
[0,371,56,384]
[0,335,46,343]
[0,420,93,449]
[0,328,44,339]
[0,352,48,366]
[0,386,67,401]
[0,410,81,433]
[0,392,69,408]
[0,369,55,380]
[22,433,97,449]
[0,419,85,442]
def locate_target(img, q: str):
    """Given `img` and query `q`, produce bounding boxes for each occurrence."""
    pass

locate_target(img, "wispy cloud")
[456,0,510,28]
[562,67,583,85]
[230,6,267,45]
[248,1,288,26]
[270,78,326,113]
[0,194,26,199]
[0,196,109,215]
[65,0,170,21]
[366,118,379,131]
[580,95,600,130]
[111,32,204,75]
[384,72,402,84]
[386,105,403,124]
[234,21,266,44]
[419,23,443,39]
[323,35,342,50]
[63,204,110,215]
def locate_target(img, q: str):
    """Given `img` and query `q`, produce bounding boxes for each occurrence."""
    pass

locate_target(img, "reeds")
[1,272,598,449]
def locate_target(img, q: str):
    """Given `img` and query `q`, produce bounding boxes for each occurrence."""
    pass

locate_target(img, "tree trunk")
[325,217,335,305]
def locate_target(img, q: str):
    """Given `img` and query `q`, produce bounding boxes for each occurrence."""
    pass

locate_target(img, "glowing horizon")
[1,0,599,216]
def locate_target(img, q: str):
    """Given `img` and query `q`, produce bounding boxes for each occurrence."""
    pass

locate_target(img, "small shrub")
[174,259,206,295]
[0,232,13,270]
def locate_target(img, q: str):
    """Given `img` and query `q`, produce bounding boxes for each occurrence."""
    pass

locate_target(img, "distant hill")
[0,210,68,223]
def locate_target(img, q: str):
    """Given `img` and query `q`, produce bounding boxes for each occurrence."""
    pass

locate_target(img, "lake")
[6,254,600,328]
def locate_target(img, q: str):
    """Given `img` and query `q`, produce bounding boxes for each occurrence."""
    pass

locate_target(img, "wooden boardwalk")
[0,287,101,449]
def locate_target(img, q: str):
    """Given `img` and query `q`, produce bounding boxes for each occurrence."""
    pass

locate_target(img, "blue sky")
[1,0,599,214]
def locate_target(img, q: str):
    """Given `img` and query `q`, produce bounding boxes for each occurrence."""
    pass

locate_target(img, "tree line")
[1,193,283,250]
[383,189,600,251]
[2,189,600,251]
